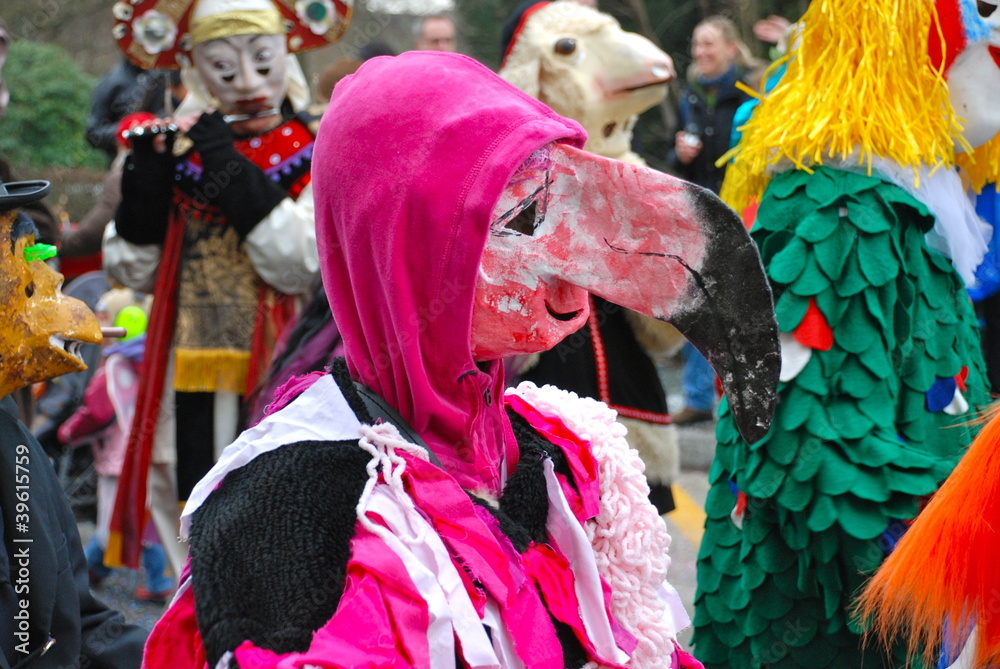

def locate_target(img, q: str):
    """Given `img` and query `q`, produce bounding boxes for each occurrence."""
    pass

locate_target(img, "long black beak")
[544,144,779,442]
[658,186,780,443]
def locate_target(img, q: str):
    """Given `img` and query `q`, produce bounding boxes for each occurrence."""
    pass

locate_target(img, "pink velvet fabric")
[313,52,585,496]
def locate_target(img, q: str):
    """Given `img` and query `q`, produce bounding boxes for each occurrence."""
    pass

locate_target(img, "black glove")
[115,132,176,245]
[186,111,287,238]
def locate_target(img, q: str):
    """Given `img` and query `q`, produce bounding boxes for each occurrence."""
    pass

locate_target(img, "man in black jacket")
[0,178,146,668]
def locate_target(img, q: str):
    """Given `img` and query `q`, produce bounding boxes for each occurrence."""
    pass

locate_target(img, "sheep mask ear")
[498,1,550,99]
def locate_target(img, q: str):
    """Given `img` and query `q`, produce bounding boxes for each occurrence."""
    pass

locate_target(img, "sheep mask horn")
[473,141,780,444]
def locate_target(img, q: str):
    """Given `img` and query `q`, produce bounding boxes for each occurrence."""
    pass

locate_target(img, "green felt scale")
[693,167,989,668]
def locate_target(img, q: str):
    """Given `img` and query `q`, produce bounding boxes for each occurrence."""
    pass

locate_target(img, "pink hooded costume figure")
[144,52,780,669]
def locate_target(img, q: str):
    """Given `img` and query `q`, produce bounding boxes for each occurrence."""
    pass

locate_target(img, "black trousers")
[175,391,245,501]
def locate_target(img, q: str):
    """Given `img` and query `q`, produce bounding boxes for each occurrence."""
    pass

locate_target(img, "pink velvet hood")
[313,52,586,494]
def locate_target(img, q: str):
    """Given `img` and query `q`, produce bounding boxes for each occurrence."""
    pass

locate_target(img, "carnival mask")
[472,142,780,443]
[0,182,102,397]
[193,32,288,118]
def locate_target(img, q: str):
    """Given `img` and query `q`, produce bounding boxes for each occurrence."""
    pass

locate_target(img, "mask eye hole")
[257,67,270,76]
[24,282,34,298]
[554,38,577,55]
[980,0,998,16]
[505,199,539,236]
[221,73,235,83]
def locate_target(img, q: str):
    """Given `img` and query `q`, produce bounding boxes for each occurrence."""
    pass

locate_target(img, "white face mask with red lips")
[192,32,288,117]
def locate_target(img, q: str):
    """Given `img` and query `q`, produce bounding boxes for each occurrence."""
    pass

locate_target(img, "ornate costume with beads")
[101,0,349,571]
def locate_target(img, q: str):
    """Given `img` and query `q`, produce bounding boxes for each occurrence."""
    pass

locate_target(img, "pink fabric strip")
[233,525,431,669]
[505,394,601,520]
[543,460,629,665]
[401,453,516,605]
[495,571,566,669]
[600,574,639,655]
[522,543,618,666]
[556,471,585,522]
[674,642,705,669]
[404,454,568,666]
[471,504,565,668]
[365,487,499,668]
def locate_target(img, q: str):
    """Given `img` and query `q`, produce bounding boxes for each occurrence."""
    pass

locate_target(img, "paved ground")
[85,357,718,650]
[77,523,169,632]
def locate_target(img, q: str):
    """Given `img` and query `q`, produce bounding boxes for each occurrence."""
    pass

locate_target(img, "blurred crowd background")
[1,0,808,222]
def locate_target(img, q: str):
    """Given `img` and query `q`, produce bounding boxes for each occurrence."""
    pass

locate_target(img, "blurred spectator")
[85,56,167,163]
[667,15,761,425]
[413,15,457,52]
[60,113,156,259]
[358,40,396,60]
[140,69,185,118]
[668,16,759,193]
[315,58,362,102]
[65,75,187,260]
[752,14,792,45]
[58,289,174,604]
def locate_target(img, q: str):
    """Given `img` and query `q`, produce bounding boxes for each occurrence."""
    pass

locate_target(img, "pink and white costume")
[143,52,780,669]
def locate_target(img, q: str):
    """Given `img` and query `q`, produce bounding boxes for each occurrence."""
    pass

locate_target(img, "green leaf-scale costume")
[693,166,989,668]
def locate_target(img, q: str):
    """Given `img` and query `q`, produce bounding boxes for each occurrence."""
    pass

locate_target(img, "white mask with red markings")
[472,141,781,444]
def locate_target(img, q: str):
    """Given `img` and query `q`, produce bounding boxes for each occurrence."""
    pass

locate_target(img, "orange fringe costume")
[858,405,1000,667]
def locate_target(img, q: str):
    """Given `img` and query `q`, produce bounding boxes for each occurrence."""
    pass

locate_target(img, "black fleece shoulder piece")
[189,440,370,666]
[331,357,373,423]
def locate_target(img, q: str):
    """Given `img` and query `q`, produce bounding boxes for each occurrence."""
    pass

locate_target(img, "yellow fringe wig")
[856,404,1000,667]
[720,0,1000,214]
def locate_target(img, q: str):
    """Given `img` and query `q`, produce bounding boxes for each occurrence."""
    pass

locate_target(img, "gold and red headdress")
[112,0,353,70]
